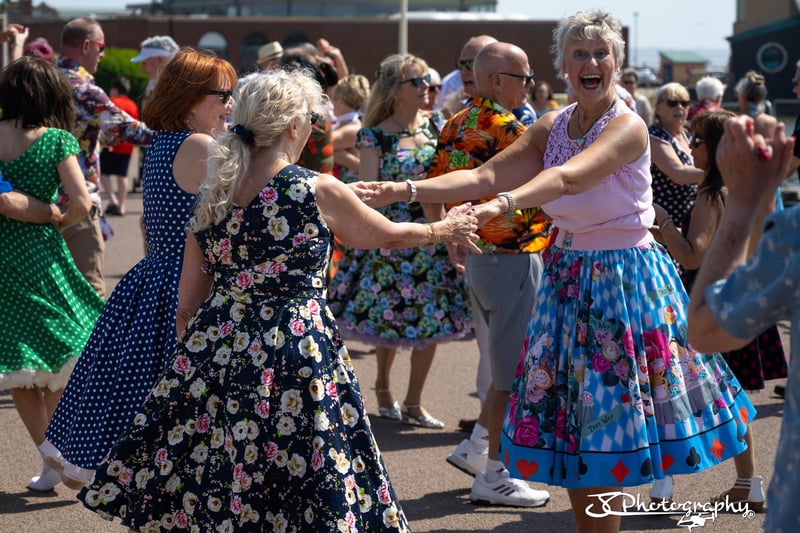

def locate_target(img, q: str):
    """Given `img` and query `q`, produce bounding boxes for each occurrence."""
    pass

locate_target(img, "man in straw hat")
[257,41,283,69]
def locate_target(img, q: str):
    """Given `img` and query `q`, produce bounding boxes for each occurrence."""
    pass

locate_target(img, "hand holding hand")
[354,181,402,208]
[437,203,481,254]
[445,242,467,273]
[468,198,505,228]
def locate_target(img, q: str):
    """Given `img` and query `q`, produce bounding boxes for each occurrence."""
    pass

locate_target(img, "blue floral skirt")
[500,242,755,489]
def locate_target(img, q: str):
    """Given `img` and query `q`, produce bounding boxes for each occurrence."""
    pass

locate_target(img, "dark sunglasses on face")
[621,79,636,85]
[455,59,475,71]
[496,70,535,84]
[307,111,322,125]
[690,135,705,149]
[428,85,441,93]
[666,99,690,108]
[88,39,105,52]
[205,89,233,105]
[401,73,431,88]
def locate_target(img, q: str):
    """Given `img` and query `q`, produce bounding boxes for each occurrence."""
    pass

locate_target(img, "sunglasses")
[689,135,705,149]
[428,85,441,93]
[621,79,636,85]
[496,70,535,84]
[665,99,690,108]
[307,111,322,125]
[401,73,431,88]
[205,89,233,105]
[455,59,475,71]
[88,39,105,52]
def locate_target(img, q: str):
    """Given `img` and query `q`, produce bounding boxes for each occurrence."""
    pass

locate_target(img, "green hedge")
[94,47,150,105]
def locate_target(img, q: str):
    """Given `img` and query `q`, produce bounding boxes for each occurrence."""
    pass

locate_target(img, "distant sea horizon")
[633,47,729,71]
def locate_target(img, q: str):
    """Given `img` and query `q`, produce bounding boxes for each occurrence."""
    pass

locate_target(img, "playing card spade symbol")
[685,447,701,469]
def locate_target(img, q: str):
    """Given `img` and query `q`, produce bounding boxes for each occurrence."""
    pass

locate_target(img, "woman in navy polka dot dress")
[42,49,238,489]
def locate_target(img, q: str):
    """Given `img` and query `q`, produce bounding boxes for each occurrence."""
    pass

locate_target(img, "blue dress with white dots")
[45,130,198,481]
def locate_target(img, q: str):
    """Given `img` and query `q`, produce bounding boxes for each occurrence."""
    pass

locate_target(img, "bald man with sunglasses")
[427,42,552,507]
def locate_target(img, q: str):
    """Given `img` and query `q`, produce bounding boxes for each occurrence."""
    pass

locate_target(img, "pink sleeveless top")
[542,99,655,250]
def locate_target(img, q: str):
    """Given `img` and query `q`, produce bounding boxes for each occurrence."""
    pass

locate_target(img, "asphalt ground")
[0,190,790,533]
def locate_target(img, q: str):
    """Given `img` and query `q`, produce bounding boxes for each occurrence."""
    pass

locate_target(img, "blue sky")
[47,0,736,50]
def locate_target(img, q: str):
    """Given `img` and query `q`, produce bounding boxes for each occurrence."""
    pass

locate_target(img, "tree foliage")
[94,47,149,105]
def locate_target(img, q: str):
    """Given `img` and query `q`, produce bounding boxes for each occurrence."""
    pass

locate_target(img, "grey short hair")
[551,9,625,79]
[695,76,725,101]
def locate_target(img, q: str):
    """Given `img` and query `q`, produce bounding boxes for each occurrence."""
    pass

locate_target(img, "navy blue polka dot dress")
[45,131,198,483]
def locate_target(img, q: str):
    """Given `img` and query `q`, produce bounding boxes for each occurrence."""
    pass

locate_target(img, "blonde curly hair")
[189,69,326,232]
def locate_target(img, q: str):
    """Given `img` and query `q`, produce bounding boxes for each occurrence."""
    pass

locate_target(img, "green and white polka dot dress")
[0,128,104,391]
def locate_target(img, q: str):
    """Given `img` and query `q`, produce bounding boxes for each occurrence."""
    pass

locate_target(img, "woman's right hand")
[435,203,481,253]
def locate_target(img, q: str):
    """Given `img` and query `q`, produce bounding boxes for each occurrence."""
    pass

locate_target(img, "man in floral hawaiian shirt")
[57,18,152,297]
[428,41,552,508]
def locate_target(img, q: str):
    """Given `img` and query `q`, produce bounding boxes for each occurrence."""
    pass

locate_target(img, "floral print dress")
[78,165,410,532]
[328,114,472,348]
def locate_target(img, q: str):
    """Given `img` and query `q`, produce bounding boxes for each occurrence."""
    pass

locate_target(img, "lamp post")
[399,0,408,55]
[633,11,639,67]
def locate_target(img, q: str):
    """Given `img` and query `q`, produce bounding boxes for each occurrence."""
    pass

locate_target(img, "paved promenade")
[0,191,789,532]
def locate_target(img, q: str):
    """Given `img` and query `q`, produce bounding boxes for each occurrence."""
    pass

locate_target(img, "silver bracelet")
[405,179,417,203]
[496,192,515,214]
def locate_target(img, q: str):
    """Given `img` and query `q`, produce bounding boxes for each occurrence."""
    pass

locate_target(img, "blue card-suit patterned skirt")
[500,241,755,489]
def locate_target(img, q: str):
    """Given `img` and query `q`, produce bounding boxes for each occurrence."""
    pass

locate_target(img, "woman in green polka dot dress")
[0,56,104,491]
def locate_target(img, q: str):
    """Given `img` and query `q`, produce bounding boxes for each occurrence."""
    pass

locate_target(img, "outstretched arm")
[316,173,479,252]
[472,112,649,222]
[687,115,795,352]
[358,112,557,208]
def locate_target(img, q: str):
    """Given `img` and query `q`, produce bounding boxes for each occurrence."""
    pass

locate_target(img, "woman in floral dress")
[78,69,480,532]
[328,54,472,429]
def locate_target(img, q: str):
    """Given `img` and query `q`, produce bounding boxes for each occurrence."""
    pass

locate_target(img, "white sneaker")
[27,465,61,492]
[649,475,673,503]
[470,470,550,507]
[446,439,488,477]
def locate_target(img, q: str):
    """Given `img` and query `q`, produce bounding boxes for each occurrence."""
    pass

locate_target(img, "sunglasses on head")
[665,99,690,108]
[496,69,535,84]
[689,135,705,149]
[205,89,233,105]
[455,59,475,71]
[401,73,431,88]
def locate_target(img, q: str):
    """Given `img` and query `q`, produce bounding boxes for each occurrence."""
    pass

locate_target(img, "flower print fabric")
[328,113,472,348]
[501,244,755,488]
[78,165,410,532]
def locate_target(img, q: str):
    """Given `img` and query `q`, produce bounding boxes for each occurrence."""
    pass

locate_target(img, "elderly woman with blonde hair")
[76,68,479,531]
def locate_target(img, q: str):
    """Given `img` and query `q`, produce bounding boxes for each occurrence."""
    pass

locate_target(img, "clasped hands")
[351,181,505,229]
[715,114,795,202]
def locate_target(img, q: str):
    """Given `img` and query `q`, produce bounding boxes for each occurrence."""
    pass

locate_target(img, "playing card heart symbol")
[516,459,539,479]
[661,455,674,472]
